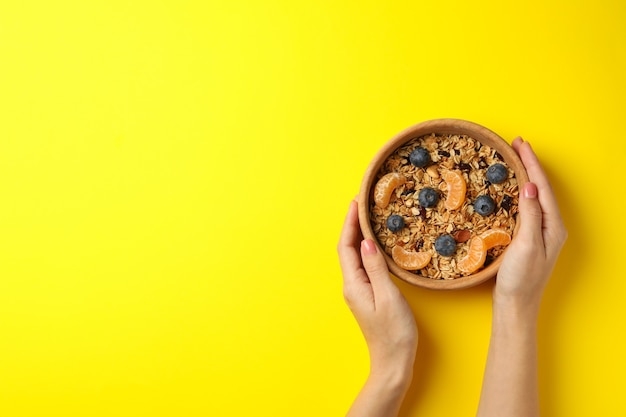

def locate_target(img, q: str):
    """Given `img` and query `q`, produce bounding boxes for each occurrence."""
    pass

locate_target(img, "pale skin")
[337,137,567,417]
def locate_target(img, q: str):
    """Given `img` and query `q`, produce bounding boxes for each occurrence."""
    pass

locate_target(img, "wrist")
[346,358,414,417]
[492,295,540,333]
[493,287,542,319]
[369,356,414,392]
[366,368,413,399]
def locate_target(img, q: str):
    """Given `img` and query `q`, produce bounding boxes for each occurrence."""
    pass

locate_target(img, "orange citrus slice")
[457,236,487,274]
[441,170,466,210]
[391,245,431,270]
[479,229,511,250]
[373,172,406,208]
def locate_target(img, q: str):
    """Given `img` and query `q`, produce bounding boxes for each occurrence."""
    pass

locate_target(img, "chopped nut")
[453,229,471,243]
[426,165,439,178]
[442,159,455,169]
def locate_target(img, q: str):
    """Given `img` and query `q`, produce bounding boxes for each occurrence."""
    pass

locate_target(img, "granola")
[369,133,519,279]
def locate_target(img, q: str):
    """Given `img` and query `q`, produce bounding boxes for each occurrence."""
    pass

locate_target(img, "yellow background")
[0,1,624,416]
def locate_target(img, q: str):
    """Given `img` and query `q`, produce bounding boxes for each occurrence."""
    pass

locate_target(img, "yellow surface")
[0,1,624,416]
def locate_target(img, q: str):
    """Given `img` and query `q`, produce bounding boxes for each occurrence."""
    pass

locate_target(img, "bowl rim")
[357,118,529,290]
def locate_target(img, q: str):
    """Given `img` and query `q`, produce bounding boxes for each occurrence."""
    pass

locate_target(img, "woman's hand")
[338,199,417,417]
[494,137,569,310]
[477,137,568,417]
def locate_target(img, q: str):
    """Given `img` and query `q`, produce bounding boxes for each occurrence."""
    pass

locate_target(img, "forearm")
[347,365,413,417]
[476,297,541,417]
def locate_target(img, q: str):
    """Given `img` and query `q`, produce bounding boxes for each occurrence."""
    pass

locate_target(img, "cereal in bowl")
[369,133,519,280]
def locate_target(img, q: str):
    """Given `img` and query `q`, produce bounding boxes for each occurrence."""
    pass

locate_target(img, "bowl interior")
[358,119,528,290]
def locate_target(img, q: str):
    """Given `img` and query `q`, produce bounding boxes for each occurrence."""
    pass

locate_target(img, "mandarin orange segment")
[479,229,511,250]
[391,245,431,271]
[373,172,406,208]
[457,236,487,274]
[441,170,466,210]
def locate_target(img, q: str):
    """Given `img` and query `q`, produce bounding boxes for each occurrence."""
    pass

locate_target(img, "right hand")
[494,137,568,308]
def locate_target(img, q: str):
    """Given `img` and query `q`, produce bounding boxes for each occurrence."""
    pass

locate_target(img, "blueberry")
[386,214,405,232]
[474,195,496,216]
[418,187,439,208]
[486,163,508,184]
[409,147,431,167]
[435,234,456,257]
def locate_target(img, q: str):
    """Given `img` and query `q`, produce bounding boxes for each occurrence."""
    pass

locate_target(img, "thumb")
[360,239,396,295]
[517,182,544,242]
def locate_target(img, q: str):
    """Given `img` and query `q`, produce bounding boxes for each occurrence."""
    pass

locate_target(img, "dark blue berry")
[418,187,439,208]
[434,234,456,257]
[486,163,508,184]
[474,195,496,216]
[409,147,431,167]
[501,194,513,212]
[386,214,405,232]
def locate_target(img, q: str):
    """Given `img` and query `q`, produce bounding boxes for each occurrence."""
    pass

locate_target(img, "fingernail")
[523,182,538,199]
[361,239,378,255]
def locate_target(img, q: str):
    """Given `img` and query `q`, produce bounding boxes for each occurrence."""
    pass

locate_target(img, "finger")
[515,140,560,216]
[338,200,369,285]
[511,136,524,152]
[516,140,569,244]
[338,199,360,248]
[517,140,551,190]
[516,182,545,252]
[360,239,398,304]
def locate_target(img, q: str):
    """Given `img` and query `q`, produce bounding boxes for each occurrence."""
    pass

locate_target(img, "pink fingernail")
[361,239,378,255]
[523,182,538,199]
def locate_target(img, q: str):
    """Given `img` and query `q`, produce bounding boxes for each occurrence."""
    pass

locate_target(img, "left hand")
[337,199,417,380]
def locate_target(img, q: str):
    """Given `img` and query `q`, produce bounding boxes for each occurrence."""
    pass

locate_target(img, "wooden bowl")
[358,119,528,290]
